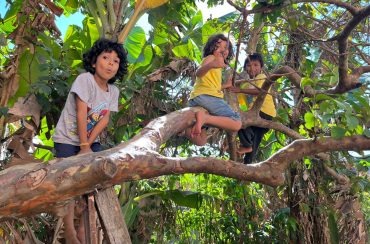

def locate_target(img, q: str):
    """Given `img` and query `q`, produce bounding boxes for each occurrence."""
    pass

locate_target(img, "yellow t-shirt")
[238,73,276,117]
[189,59,223,99]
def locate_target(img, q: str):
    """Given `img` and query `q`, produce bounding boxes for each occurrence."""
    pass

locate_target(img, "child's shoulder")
[108,83,119,93]
[72,72,94,88]
[76,72,93,80]
[256,73,266,78]
[74,72,94,83]
[201,54,216,64]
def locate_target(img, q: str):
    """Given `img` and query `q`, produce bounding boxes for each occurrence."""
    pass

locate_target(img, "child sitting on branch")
[182,33,242,146]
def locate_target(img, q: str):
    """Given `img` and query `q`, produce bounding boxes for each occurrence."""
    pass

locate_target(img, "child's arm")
[76,95,92,154]
[196,55,227,78]
[86,111,110,144]
[222,75,233,89]
[228,86,260,96]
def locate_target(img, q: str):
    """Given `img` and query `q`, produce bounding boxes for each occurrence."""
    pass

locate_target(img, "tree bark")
[0,107,369,218]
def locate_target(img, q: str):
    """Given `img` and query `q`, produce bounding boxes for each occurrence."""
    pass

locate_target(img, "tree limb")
[1,104,369,218]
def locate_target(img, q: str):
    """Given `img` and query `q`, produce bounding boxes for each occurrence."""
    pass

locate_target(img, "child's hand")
[222,81,233,89]
[78,147,92,155]
[228,87,241,93]
[210,55,227,69]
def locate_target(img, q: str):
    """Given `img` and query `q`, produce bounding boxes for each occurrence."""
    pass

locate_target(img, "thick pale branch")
[0,103,369,218]
[265,135,370,172]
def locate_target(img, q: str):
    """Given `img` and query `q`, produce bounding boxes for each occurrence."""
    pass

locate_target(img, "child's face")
[93,50,120,83]
[214,39,229,59]
[245,60,262,78]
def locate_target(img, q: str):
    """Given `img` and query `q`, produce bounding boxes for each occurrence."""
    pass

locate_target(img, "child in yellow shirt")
[229,53,276,164]
[184,34,242,146]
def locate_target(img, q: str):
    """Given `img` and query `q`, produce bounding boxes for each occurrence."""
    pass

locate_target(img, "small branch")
[291,0,359,15]
[330,5,370,42]
[323,164,350,185]
[226,0,244,12]
[32,143,54,152]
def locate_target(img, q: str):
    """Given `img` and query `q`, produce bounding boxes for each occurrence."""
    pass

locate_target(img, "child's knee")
[233,120,242,131]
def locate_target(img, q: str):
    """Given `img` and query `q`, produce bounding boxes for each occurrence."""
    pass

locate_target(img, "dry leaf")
[8,95,41,127]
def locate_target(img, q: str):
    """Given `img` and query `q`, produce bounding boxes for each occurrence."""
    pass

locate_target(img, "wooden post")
[95,187,131,244]
[87,194,98,244]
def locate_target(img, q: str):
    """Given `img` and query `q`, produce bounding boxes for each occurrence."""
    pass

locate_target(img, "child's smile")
[246,60,262,78]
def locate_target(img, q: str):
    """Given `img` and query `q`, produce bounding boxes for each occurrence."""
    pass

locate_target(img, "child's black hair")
[202,34,234,63]
[83,38,128,84]
[243,53,264,70]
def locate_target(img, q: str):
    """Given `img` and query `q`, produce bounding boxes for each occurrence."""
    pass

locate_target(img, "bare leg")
[77,215,86,244]
[237,146,253,154]
[75,197,87,244]
[191,110,206,138]
[201,113,242,132]
[63,201,81,244]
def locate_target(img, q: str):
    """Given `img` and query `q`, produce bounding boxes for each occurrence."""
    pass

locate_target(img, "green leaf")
[172,41,194,59]
[190,10,202,29]
[306,47,321,62]
[124,27,147,63]
[83,17,99,47]
[65,0,79,9]
[121,197,140,228]
[287,16,298,30]
[331,126,346,139]
[301,77,313,88]
[328,212,339,244]
[304,112,315,129]
[345,114,359,131]
[254,13,264,28]
[267,9,281,23]
[334,100,352,112]
[63,24,84,47]
[164,190,202,209]
[363,128,370,138]
[315,94,333,102]
[0,107,9,116]
[319,100,332,113]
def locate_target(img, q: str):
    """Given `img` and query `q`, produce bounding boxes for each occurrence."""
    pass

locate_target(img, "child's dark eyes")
[102,55,119,63]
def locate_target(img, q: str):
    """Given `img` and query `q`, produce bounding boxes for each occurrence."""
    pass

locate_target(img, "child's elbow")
[195,69,203,78]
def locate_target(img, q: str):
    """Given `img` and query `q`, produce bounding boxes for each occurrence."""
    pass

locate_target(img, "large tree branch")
[265,136,370,173]
[1,103,369,218]
[327,5,370,94]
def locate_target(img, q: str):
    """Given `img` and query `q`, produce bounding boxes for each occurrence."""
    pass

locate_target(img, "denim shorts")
[54,142,102,158]
[189,94,241,121]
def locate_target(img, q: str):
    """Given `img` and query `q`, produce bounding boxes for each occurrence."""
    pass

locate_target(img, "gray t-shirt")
[53,72,119,145]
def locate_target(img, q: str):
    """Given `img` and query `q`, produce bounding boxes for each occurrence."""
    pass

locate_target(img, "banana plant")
[81,0,169,42]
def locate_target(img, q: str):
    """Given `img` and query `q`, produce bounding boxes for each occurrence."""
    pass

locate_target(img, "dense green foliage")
[0,0,369,243]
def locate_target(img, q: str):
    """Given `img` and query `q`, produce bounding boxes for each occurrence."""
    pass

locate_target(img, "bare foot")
[191,111,206,138]
[237,146,252,154]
